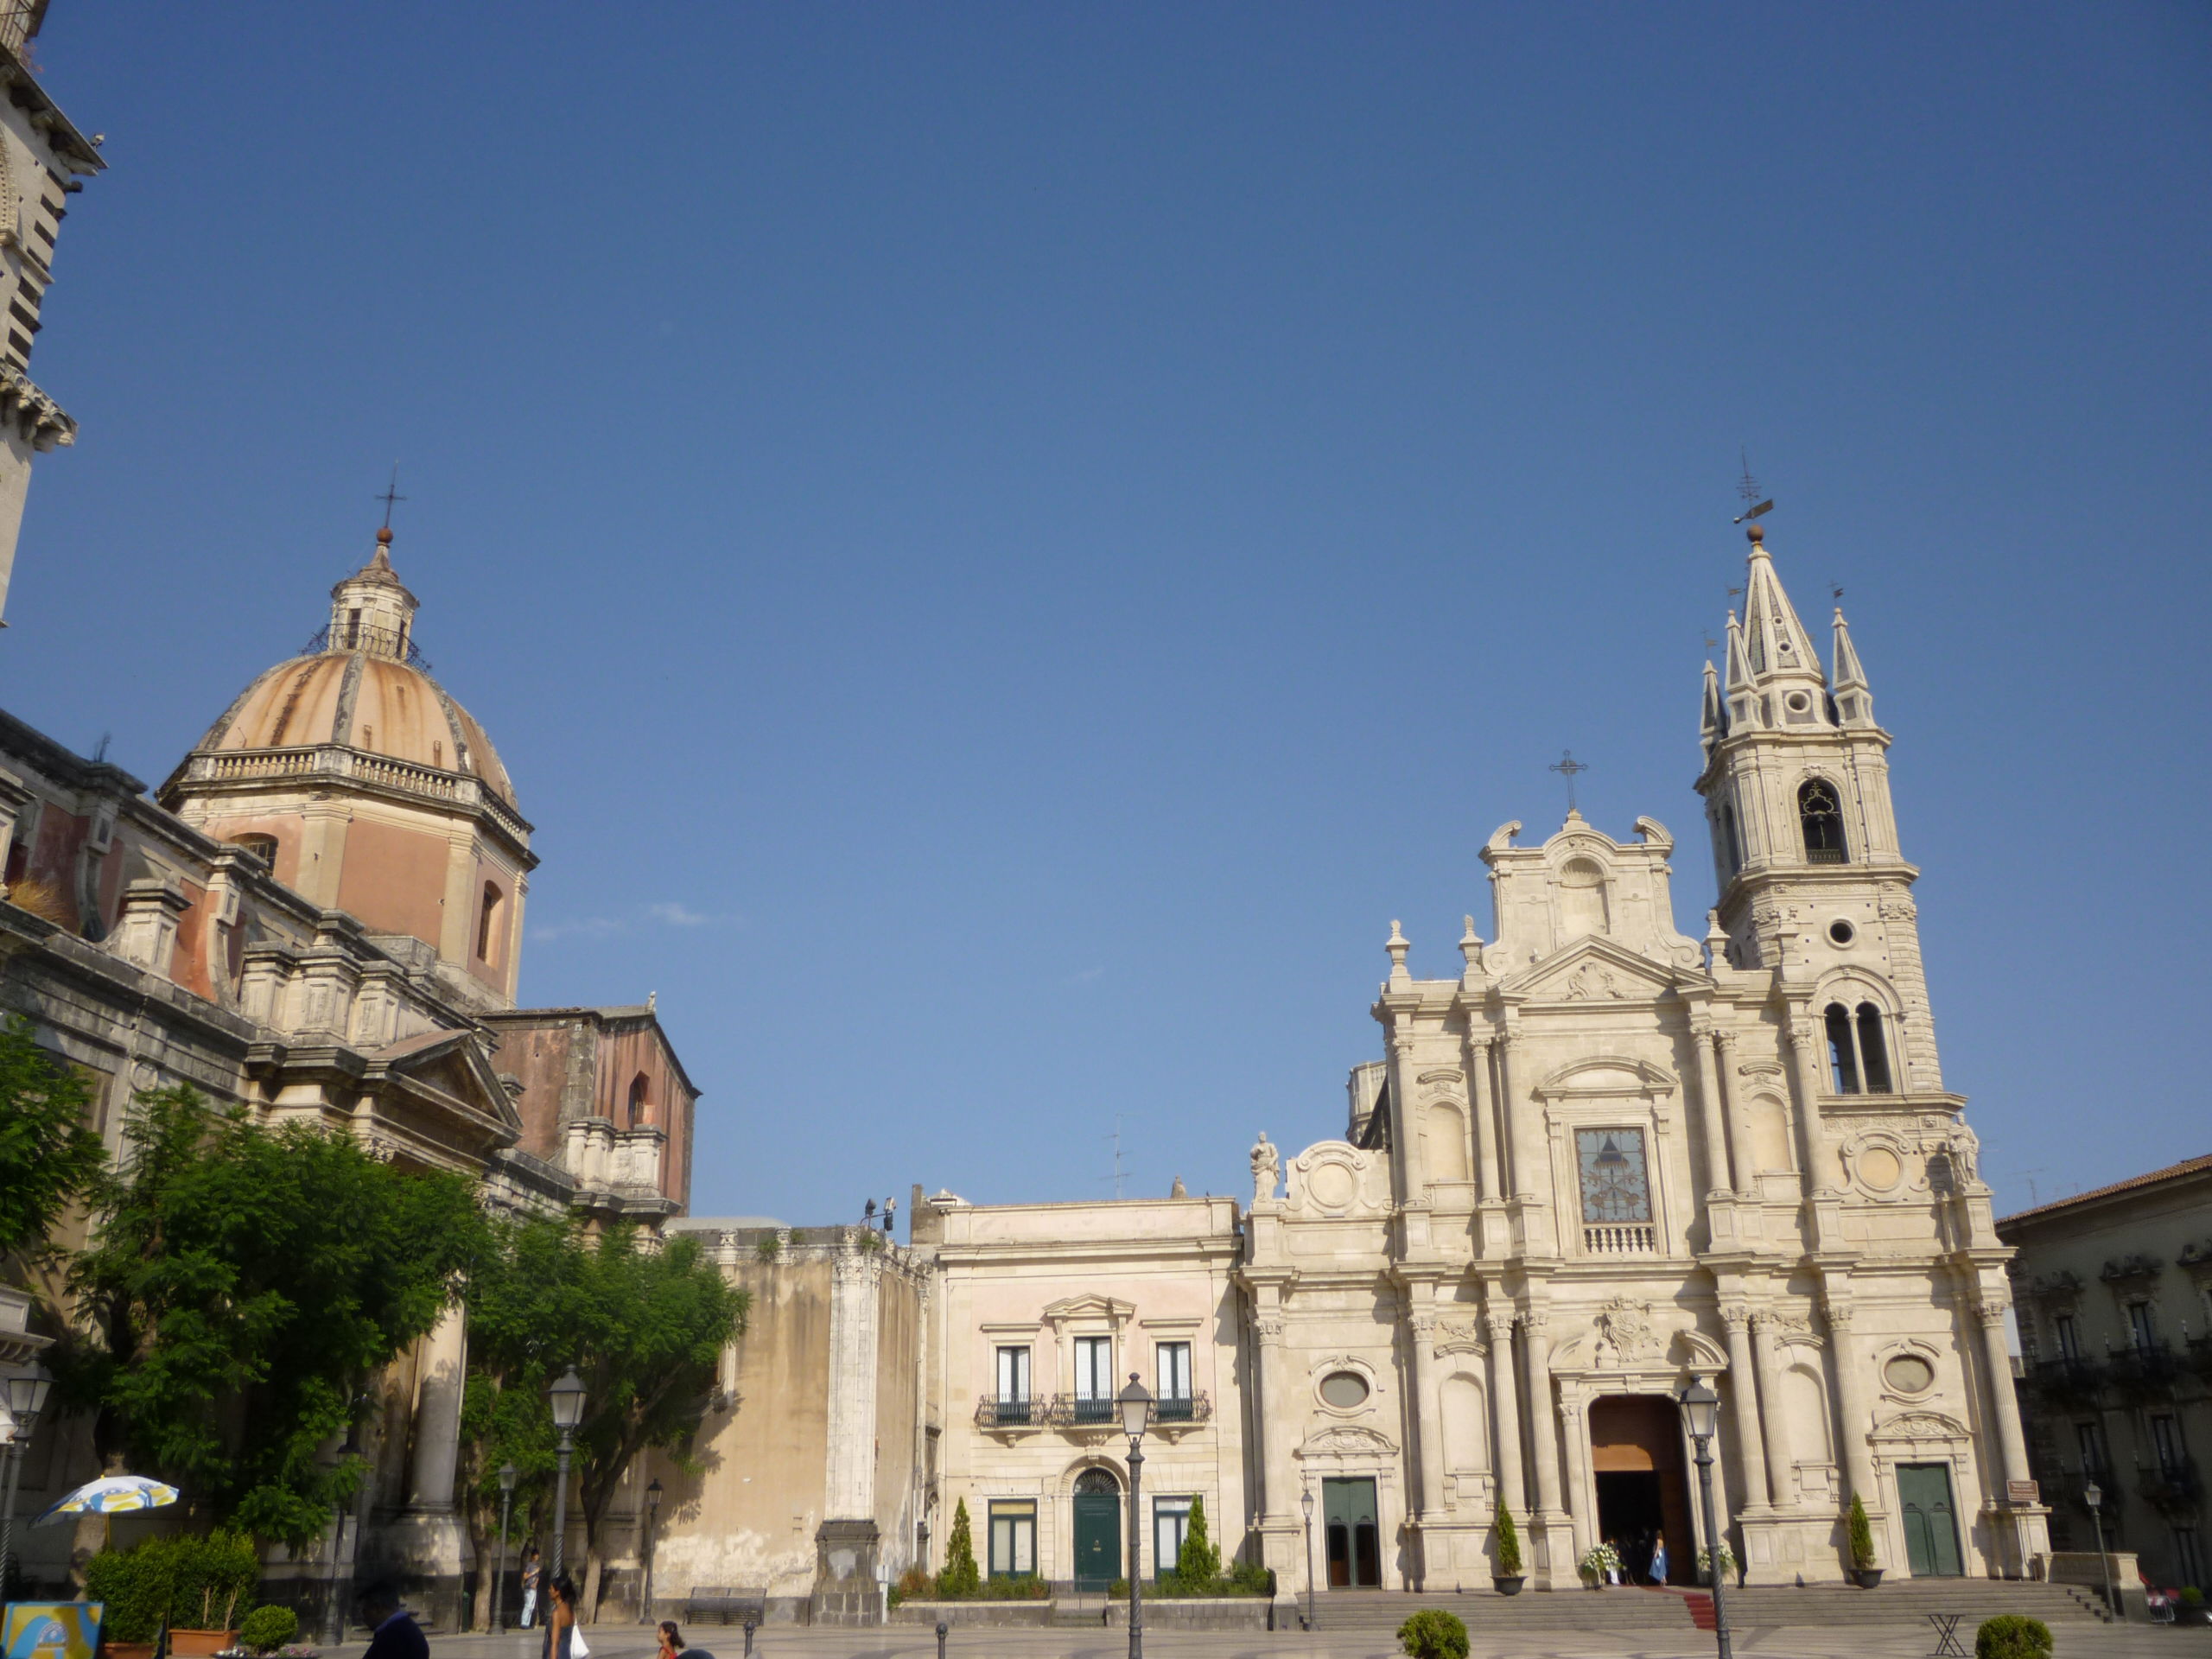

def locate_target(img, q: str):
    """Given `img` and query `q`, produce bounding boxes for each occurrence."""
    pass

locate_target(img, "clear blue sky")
[9,3,2207,1224]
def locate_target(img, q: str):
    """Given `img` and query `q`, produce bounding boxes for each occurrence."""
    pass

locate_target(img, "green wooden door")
[1323,1478,1382,1587]
[1072,1490,1121,1589]
[1897,1463,1963,1578]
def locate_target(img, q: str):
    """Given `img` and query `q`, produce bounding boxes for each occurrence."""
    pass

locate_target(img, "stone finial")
[1458,915,1483,975]
[1386,919,1411,985]
[1702,908,1730,971]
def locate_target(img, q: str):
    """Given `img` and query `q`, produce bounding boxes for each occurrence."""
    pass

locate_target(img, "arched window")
[1825,1000,1895,1095]
[1855,1002,1893,1093]
[626,1072,650,1129]
[1798,779,1847,863]
[344,608,361,648]
[476,882,502,963]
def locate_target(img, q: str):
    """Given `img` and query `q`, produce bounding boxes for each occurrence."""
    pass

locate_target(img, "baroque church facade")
[650,525,2050,1615]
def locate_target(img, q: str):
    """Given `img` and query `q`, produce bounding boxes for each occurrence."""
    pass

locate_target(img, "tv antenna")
[1103,1115,1128,1200]
[1732,448,1774,525]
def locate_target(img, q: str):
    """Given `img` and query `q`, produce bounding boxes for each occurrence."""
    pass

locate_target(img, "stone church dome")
[188,531,517,808]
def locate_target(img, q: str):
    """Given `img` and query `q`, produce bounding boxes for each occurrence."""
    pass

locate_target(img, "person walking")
[355,1583,427,1659]
[538,1573,580,1659]
[1648,1532,1669,1586]
[518,1547,542,1629]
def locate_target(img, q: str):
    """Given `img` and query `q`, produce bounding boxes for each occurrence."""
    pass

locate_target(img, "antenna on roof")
[1102,1115,1128,1200]
[1732,448,1774,525]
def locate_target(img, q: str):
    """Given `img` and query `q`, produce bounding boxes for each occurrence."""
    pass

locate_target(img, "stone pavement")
[419,1624,2212,1659]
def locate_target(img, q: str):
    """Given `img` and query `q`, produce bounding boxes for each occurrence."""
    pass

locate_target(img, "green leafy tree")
[1847,1491,1876,1568]
[1492,1498,1522,1576]
[0,1016,105,1271]
[455,1217,747,1621]
[62,1087,485,1545]
[1174,1494,1220,1588]
[937,1498,982,1598]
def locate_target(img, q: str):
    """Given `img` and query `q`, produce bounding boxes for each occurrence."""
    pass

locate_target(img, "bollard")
[741,1618,757,1657]
[936,1619,948,1657]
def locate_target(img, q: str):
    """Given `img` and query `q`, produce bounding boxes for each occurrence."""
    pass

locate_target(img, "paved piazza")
[427,1627,2212,1659]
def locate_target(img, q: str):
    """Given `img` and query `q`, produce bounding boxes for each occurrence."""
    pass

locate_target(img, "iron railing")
[973,1392,1212,1430]
[2108,1340,2183,1399]
[303,623,433,671]
[2140,1458,2202,1516]
[2026,1356,2106,1408]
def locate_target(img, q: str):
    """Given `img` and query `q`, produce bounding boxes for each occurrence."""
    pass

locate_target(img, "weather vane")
[376,463,406,532]
[1732,448,1773,525]
[1549,749,1589,813]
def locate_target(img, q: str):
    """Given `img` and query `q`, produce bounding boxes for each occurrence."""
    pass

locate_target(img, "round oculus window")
[1786,690,1811,710]
[1884,1354,1935,1395]
[1828,919,1856,946]
[1319,1370,1370,1409]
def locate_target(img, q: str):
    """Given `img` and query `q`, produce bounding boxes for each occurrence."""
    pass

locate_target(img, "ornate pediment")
[1534,1053,1677,1101]
[1869,1408,1971,1443]
[1041,1294,1136,1327]
[1295,1423,1399,1459]
[1504,934,1688,1005]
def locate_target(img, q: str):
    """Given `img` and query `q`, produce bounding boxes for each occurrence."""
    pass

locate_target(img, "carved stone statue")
[1169,1175,1187,1198]
[1250,1132,1281,1205]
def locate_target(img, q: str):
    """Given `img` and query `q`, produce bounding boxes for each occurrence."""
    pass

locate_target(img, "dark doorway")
[1322,1478,1382,1587]
[1071,1469,1121,1589]
[1897,1463,1963,1578]
[1589,1395,1697,1586]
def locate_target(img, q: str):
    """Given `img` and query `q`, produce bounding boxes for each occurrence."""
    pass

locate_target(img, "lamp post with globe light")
[1117,1374,1153,1659]
[548,1369,588,1584]
[643,1478,664,1623]
[1676,1378,1733,1659]
[493,1463,518,1633]
[2085,1482,2118,1619]
[1,1363,53,1592]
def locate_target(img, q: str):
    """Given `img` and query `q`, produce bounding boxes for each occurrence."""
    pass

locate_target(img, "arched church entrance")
[1588,1395,1696,1586]
[1071,1468,1122,1589]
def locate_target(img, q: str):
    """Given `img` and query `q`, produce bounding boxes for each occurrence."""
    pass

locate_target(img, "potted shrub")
[1847,1493,1882,1588]
[1697,1540,1737,1587]
[1490,1499,1524,1595]
[238,1606,299,1656]
[86,1532,259,1658]
[2177,1587,2208,1627]
[1973,1613,2052,1658]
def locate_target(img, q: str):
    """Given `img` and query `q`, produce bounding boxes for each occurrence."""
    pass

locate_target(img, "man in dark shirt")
[356,1582,429,1659]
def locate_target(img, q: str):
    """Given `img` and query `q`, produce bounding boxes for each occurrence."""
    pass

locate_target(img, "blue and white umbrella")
[34,1474,180,1524]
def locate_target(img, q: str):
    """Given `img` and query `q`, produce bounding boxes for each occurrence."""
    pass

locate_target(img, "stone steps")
[1291,1582,2106,1634]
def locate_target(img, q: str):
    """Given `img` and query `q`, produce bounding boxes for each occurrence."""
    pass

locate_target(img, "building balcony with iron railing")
[2139,1457,2202,1517]
[2025,1355,2107,1408]
[2107,1339,2183,1399]
[974,1392,1212,1433]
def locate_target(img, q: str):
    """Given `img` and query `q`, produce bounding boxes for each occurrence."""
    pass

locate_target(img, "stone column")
[1409,1306,1446,1523]
[814,1237,886,1625]
[1974,1299,2032,1491]
[1688,1021,1732,1196]
[1782,1015,1829,1195]
[1822,1297,1878,1508]
[407,1305,468,1514]
[1523,1313,1563,1516]
[1558,1389,1594,1561]
[1715,1032,1755,1193]
[1255,1307,1298,1525]
[1484,1311,1526,1515]
[1750,1312,1797,1510]
[1465,1034,1501,1201]
[1721,1305,1770,1510]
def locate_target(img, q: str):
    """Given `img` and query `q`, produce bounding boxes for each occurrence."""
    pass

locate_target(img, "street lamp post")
[1676,1379,1733,1659]
[2084,1482,2118,1620]
[493,1463,518,1633]
[547,1369,589,1586]
[1300,1487,1317,1632]
[1117,1373,1154,1659]
[643,1478,664,1624]
[1,1363,53,1594]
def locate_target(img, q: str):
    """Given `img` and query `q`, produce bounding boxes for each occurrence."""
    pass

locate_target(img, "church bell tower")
[1694,524,1942,1093]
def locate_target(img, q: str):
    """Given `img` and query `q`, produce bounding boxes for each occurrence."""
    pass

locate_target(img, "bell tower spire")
[1694,523,1942,1091]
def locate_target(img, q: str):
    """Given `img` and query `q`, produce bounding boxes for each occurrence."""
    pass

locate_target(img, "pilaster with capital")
[1820,1295,1879,1511]
[1687,1016,1732,1200]
[1781,1015,1831,1196]
[1715,1031,1756,1195]
[1522,1309,1564,1518]
[1484,1309,1527,1516]
[1252,1299,1299,1529]
[1749,1309,1798,1510]
[1387,1029,1425,1208]
[1408,1305,1447,1524]
[1719,1302,1771,1510]
[1464,1031,1502,1201]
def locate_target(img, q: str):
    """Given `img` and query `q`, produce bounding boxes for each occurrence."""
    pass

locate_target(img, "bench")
[684,1586,767,1626]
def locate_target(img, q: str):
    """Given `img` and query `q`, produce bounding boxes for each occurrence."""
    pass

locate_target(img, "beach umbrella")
[33,1474,180,1524]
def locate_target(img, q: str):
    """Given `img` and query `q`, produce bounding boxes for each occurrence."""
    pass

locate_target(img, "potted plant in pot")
[1697,1540,1737,1588]
[1490,1499,1525,1595]
[86,1532,261,1659]
[1579,1541,1621,1590]
[1847,1493,1882,1588]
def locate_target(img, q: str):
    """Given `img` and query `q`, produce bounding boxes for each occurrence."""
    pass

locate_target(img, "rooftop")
[1995,1152,2212,1230]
